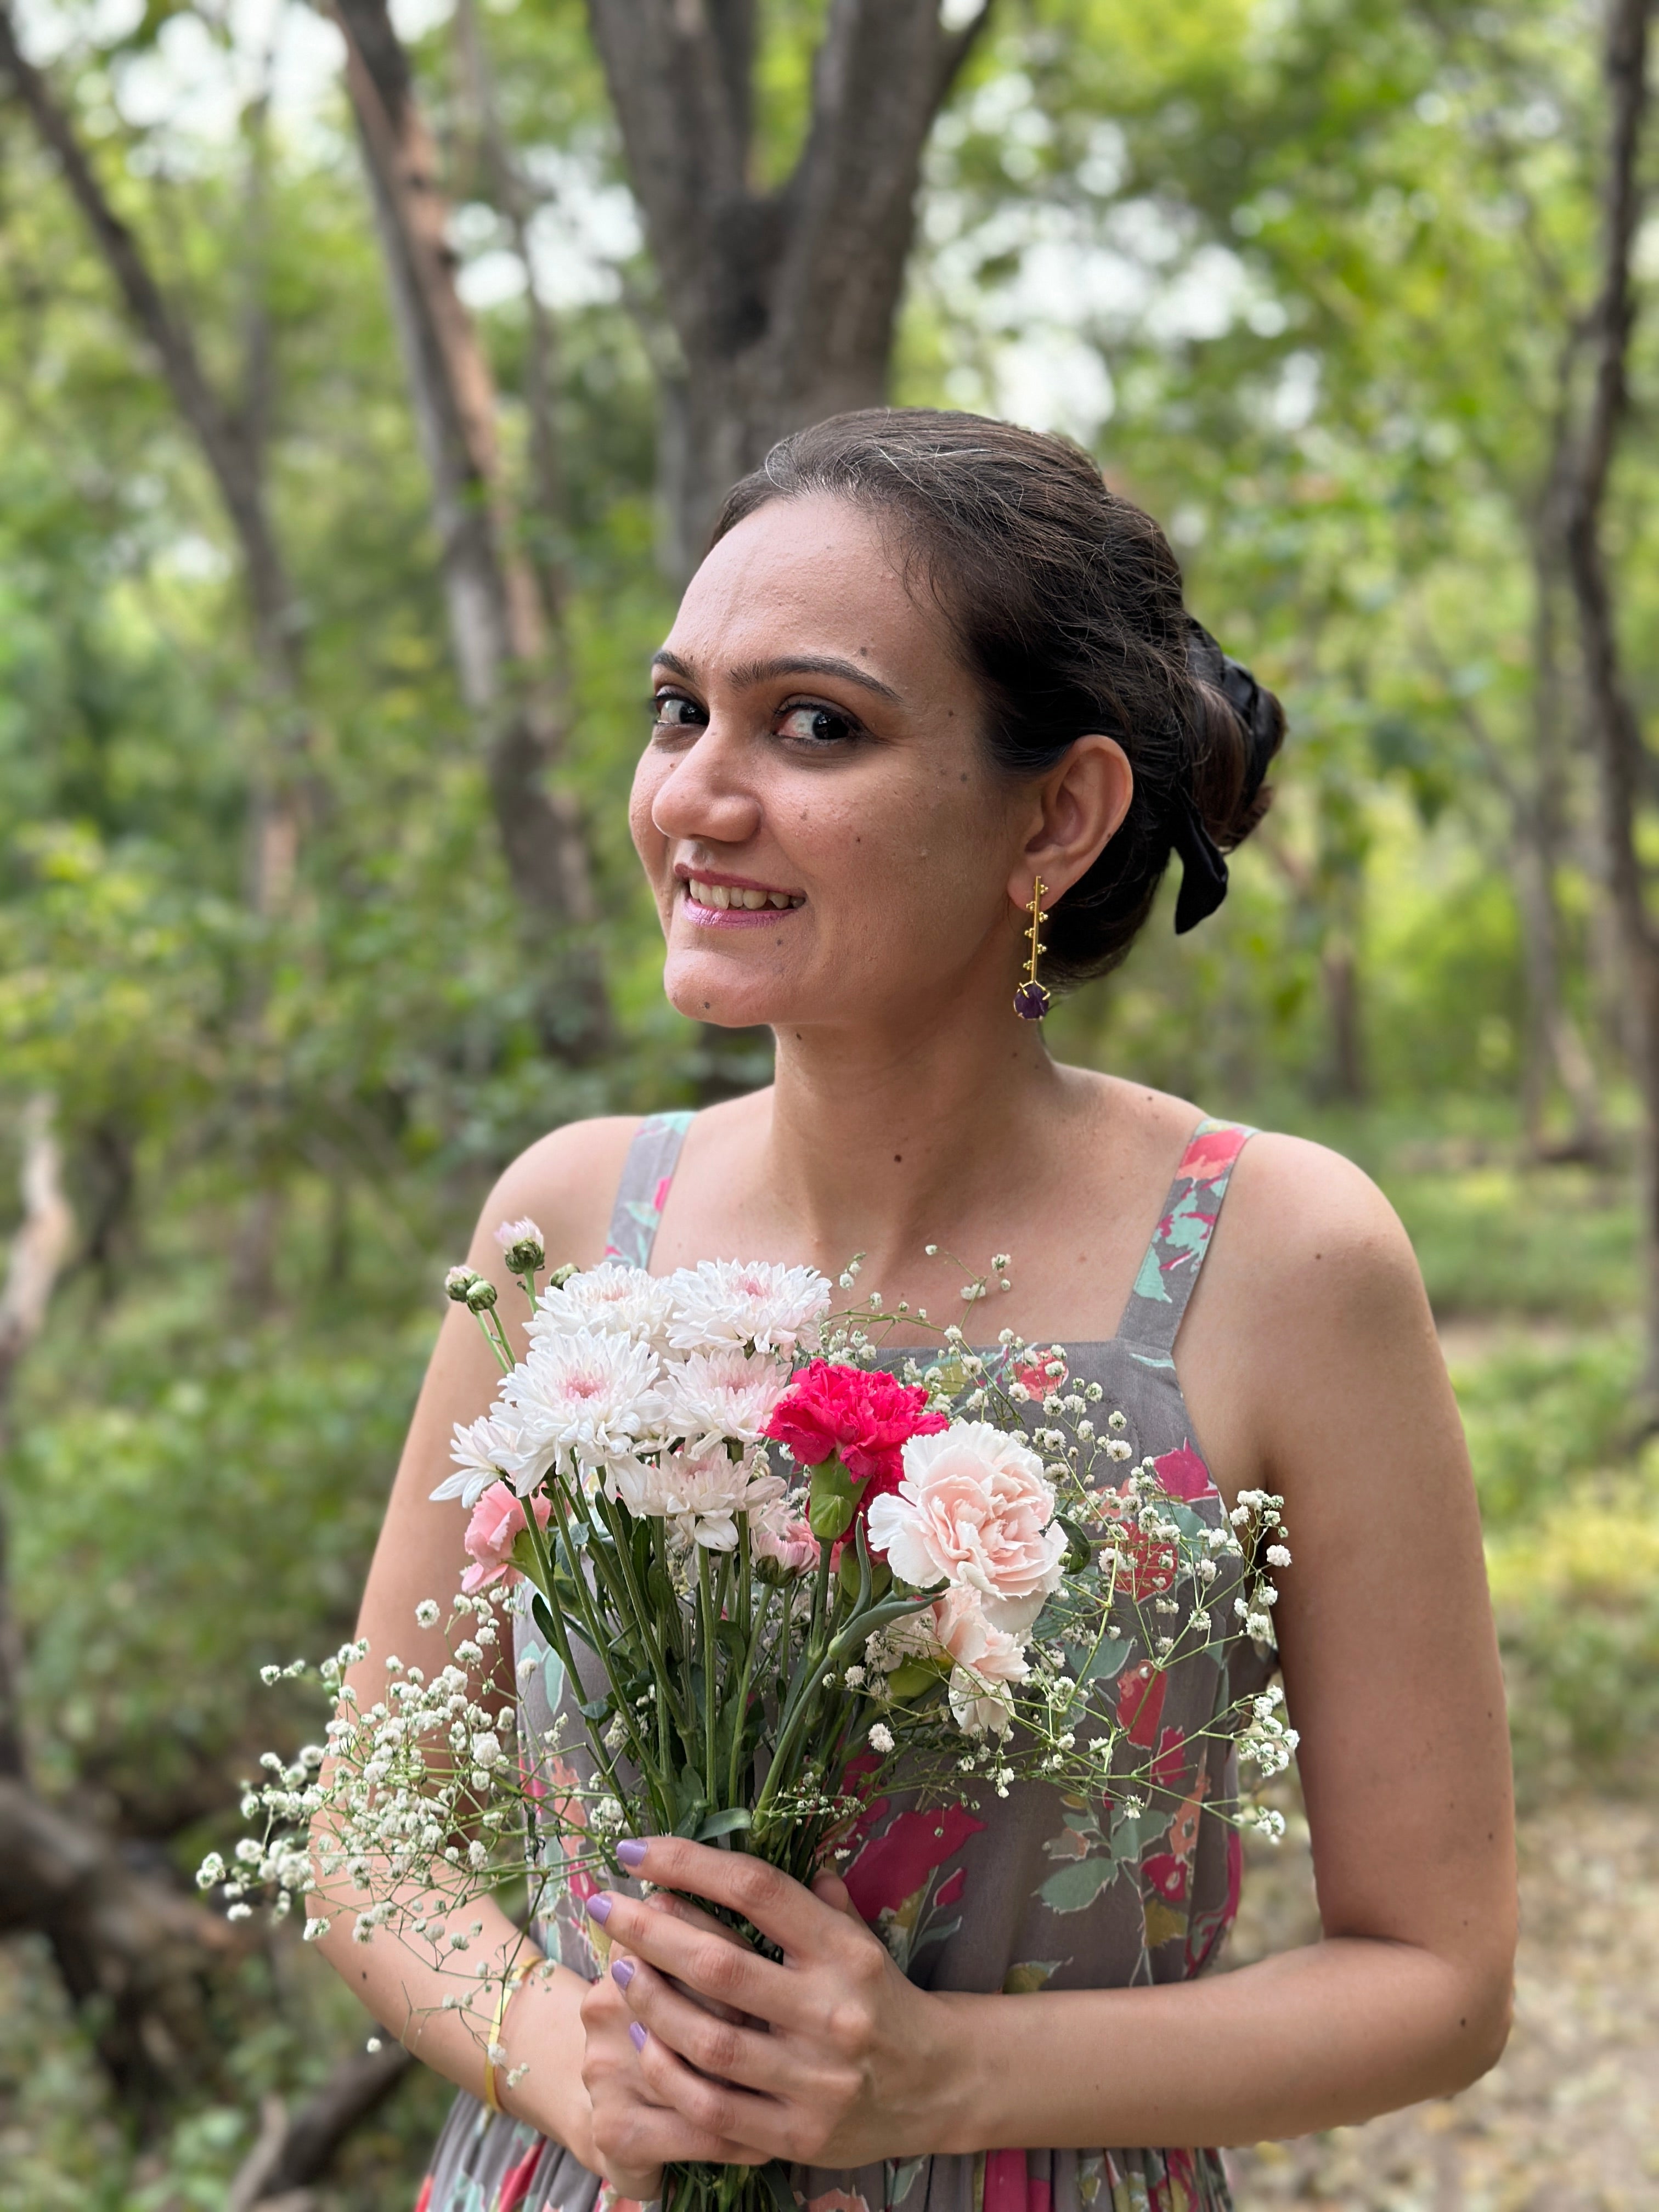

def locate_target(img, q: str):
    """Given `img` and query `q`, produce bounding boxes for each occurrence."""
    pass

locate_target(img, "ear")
[1006,735,1133,910]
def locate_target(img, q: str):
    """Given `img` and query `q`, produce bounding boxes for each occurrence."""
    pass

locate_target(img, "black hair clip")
[1171,792,1229,934]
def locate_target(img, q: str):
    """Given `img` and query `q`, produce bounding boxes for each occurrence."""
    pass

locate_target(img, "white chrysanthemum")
[665,1259,831,1357]
[504,1328,666,1493]
[659,1347,790,1454]
[527,1262,677,1352]
[431,1409,528,1508]
[611,1446,785,1551]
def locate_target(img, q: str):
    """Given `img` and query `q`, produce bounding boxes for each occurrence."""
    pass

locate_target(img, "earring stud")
[1013,878,1051,1021]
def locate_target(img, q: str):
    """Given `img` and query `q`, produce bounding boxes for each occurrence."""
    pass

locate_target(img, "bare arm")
[588,1136,1516,2158]
[310,1116,646,2170]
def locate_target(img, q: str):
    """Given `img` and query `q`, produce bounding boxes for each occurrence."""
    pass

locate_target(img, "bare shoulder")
[471,1114,647,1272]
[1225,1131,1418,1280]
[1205,1130,1431,1371]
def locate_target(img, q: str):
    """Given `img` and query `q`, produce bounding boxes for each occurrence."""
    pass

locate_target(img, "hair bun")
[1183,617,1285,850]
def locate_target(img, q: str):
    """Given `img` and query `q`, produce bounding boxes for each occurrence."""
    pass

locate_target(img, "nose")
[649,719,763,850]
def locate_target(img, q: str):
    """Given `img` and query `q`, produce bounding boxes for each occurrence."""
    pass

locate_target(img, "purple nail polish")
[629,2022,647,2053]
[616,1838,648,1870]
[585,1892,612,1925]
[611,1958,635,1991]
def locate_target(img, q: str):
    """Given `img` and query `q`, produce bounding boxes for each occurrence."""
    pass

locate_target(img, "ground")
[1223,1790,1659,2210]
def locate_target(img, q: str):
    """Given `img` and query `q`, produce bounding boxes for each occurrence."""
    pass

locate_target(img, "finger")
[640,1897,754,2027]
[611,1955,798,2100]
[597,2080,773,2171]
[642,1891,753,1946]
[629,2020,797,2165]
[810,1869,866,1923]
[614,1836,834,1958]
[587,1888,805,2033]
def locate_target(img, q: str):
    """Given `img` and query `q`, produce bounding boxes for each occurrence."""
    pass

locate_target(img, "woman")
[320,410,1515,2212]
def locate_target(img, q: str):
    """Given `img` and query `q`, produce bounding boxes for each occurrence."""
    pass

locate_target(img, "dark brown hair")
[710,408,1285,988]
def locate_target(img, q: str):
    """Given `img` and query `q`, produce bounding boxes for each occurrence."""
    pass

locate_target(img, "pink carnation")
[764,1359,947,1499]
[462,1481,553,1594]
[866,1421,1064,1632]
[751,1507,821,1575]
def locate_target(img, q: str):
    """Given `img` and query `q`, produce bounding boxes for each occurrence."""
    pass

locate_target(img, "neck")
[760,988,1069,1270]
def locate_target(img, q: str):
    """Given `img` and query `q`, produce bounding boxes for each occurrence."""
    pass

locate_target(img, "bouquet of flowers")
[204,1226,1294,2212]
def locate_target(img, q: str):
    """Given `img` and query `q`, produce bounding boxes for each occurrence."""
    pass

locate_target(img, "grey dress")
[419,1112,1263,2212]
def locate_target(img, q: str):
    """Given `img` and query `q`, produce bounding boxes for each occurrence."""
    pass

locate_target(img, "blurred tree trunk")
[451,0,571,637]
[1515,551,1605,1160]
[331,0,610,1059]
[1562,0,1656,1402]
[586,0,994,582]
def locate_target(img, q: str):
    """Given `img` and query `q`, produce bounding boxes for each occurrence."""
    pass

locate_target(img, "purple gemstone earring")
[1013,877,1052,1021]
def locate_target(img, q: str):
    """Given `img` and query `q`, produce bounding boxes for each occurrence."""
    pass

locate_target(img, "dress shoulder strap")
[1115,1118,1256,1365]
[602,1110,695,1269]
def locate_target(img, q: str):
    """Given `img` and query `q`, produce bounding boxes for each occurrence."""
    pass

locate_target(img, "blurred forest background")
[2,0,1658,2204]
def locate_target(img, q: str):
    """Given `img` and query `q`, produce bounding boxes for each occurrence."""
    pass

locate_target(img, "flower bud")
[494,1216,546,1276]
[445,1266,482,1302]
[465,1278,499,1313]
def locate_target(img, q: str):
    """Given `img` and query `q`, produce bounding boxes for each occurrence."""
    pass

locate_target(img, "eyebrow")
[651,648,904,706]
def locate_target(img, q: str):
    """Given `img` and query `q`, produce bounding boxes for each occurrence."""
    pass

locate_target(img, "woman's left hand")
[586,1835,972,2170]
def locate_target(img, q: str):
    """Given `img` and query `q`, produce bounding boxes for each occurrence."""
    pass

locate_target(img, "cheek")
[629,754,669,871]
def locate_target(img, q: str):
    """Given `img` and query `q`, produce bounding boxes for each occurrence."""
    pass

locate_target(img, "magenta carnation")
[764,1359,947,1498]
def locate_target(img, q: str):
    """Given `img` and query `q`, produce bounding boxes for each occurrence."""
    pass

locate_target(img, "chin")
[662,950,793,1031]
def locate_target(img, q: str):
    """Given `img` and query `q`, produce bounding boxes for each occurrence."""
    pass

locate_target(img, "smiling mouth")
[684,878,805,912]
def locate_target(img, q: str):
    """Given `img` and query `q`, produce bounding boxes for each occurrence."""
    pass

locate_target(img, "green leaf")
[693,1806,753,1842]
[1056,1515,1094,1574]
[808,1457,856,1542]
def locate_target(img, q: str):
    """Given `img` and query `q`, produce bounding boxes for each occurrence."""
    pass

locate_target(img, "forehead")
[663,493,960,687]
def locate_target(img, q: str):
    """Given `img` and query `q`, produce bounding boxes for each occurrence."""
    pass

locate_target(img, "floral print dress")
[419,1114,1262,2212]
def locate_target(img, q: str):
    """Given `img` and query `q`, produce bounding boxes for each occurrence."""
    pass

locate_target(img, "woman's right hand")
[578,1893,773,2200]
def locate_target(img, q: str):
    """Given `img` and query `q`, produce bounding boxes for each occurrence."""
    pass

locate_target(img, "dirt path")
[1222,1793,1659,2209]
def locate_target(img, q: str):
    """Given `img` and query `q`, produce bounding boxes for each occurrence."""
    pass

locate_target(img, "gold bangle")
[483,1951,541,2115]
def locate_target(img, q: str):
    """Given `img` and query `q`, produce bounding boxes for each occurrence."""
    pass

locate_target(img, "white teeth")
[685,878,803,911]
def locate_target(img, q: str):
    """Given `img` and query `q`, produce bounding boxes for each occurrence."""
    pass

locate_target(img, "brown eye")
[651,691,706,731]
[778,703,858,746]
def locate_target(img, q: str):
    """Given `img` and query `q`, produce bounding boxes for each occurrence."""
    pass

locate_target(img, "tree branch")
[227,2045,415,2211]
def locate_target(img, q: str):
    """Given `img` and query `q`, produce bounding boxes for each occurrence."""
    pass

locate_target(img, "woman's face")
[630,493,1050,1036]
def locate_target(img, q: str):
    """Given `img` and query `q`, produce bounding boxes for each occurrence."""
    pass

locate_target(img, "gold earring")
[1013,878,1051,1021]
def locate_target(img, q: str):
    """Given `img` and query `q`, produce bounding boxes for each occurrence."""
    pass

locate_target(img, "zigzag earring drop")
[1013,878,1052,1021]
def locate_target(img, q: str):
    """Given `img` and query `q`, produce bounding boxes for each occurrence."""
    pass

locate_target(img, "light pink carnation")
[866,1420,1064,1633]
[462,1481,553,1594]
[930,1584,1031,1685]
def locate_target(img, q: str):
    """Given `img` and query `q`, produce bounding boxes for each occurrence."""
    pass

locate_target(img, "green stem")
[515,1487,626,1800]
[696,1544,718,1810]
[538,1473,637,1803]
[727,1523,765,1812]
[471,1306,516,1373]
[591,1488,687,1739]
